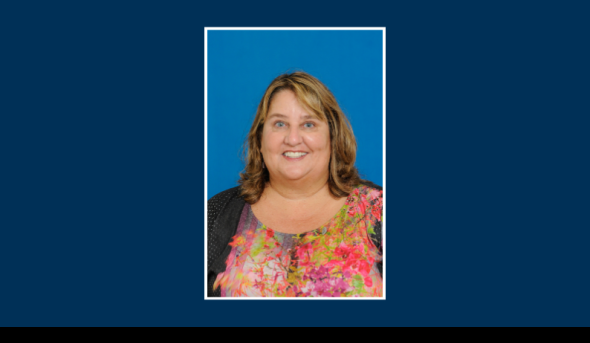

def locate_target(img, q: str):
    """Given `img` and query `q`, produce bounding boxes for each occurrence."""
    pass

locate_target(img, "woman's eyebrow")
[267,113,287,120]
[267,113,319,121]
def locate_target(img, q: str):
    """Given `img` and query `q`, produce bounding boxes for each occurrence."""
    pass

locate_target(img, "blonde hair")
[239,72,361,203]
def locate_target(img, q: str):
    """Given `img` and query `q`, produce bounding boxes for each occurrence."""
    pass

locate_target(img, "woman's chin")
[283,174,306,182]
[275,170,308,182]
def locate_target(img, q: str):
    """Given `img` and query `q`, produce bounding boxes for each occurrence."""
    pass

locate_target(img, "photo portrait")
[205,28,385,299]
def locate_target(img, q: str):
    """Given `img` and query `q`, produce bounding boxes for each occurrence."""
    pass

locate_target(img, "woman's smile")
[282,151,308,159]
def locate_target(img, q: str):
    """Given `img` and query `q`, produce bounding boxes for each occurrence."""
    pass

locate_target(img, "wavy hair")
[239,72,361,204]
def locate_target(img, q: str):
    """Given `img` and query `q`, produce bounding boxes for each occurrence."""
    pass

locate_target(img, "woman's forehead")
[266,91,325,121]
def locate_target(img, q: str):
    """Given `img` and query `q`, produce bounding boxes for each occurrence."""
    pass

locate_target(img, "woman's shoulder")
[359,180,382,191]
[354,180,383,254]
[349,180,383,223]
[208,186,242,205]
[207,186,245,220]
[357,180,383,201]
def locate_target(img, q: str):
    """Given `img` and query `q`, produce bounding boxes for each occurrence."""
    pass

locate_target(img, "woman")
[207,72,383,297]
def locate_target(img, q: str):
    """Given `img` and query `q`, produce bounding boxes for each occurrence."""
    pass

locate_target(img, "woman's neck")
[251,177,348,235]
[266,177,331,202]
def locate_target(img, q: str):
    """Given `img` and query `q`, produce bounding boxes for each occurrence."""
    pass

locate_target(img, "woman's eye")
[275,121,285,128]
[304,122,315,128]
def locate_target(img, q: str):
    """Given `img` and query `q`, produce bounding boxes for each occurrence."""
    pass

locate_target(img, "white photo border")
[205,27,386,300]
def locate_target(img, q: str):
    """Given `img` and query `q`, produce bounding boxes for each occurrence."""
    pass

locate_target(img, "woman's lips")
[282,152,308,160]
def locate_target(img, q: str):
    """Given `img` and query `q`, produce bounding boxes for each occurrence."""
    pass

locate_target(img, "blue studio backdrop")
[207,30,383,198]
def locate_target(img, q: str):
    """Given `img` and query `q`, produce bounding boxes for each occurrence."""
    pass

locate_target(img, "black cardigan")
[207,181,383,297]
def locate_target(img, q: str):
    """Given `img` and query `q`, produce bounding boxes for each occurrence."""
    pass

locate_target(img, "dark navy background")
[1,2,589,326]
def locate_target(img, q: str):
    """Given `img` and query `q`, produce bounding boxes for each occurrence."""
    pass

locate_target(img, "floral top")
[213,184,383,298]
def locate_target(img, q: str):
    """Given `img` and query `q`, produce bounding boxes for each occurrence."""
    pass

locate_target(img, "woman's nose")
[285,127,303,145]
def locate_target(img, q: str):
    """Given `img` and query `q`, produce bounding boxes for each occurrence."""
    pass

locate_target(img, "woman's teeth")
[283,152,308,158]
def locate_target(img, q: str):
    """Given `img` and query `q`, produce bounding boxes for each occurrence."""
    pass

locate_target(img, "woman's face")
[260,90,331,185]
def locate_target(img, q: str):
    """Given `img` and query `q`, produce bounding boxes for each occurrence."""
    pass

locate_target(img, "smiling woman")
[207,72,383,298]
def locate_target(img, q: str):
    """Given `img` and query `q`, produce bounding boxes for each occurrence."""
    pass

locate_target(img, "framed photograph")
[205,28,385,299]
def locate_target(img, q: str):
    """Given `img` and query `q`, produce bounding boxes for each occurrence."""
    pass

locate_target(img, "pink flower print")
[347,205,359,218]
[266,228,275,239]
[334,242,353,259]
[347,195,369,218]
[324,258,343,272]
[334,278,353,294]
[358,194,370,215]
[299,266,355,297]
[254,280,265,293]
[299,280,314,296]
[338,244,372,280]
[371,203,382,222]
[229,236,246,247]
[358,259,372,277]
[296,242,314,266]
[368,188,381,201]
[346,188,360,205]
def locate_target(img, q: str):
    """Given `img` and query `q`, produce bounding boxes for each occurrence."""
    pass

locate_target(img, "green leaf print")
[352,274,364,292]
[250,244,263,258]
